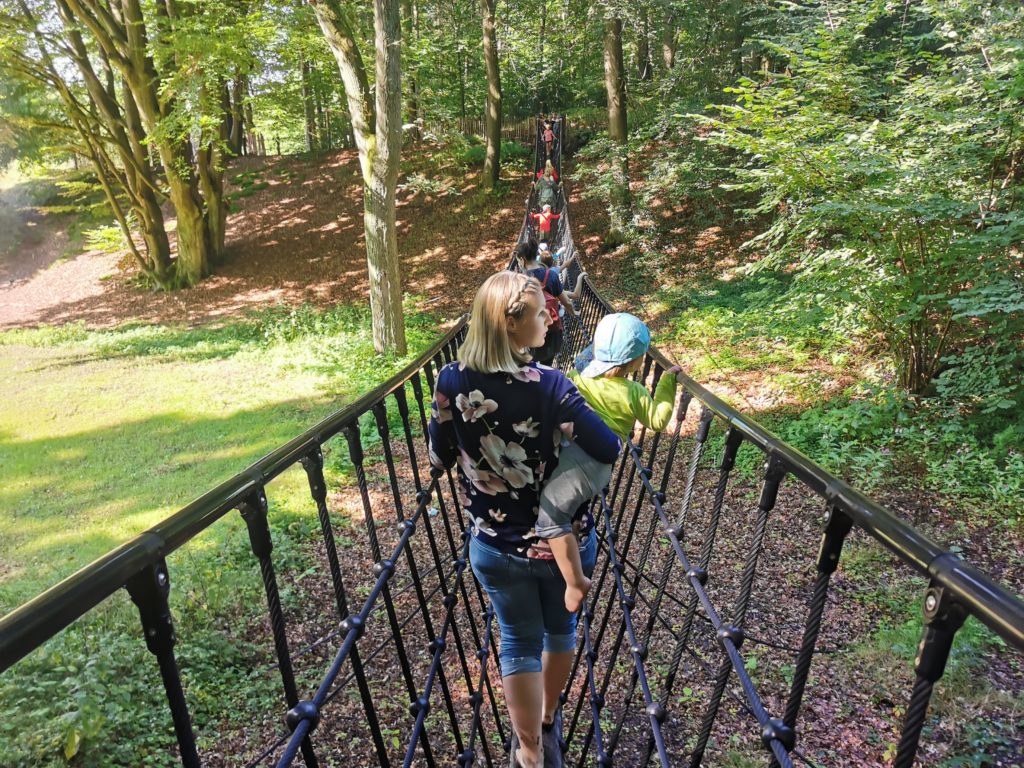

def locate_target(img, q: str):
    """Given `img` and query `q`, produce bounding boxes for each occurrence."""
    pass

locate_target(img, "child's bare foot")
[564,576,591,613]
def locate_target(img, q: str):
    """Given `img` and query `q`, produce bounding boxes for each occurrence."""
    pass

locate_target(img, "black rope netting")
[1,118,1022,768]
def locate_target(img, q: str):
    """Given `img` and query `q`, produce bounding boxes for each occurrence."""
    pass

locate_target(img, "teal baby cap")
[580,313,650,378]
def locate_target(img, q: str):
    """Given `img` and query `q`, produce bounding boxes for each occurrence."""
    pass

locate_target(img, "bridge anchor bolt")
[717,624,745,650]
[686,566,708,585]
[646,702,667,723]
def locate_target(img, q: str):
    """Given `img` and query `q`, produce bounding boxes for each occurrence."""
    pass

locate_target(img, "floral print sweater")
[428,360,622,556]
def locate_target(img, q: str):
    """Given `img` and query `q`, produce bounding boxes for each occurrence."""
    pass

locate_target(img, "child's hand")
[564,576,592,613]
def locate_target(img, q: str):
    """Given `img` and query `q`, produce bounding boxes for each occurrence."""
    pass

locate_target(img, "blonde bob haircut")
[459,271,543,374]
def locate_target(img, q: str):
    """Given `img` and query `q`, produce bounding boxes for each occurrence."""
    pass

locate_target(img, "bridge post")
[768,504,855,768]
[893,582,967,768]
[125,558,200,768]
[238,488,319,768]
[300,447,391,768]
[689,455,787,768]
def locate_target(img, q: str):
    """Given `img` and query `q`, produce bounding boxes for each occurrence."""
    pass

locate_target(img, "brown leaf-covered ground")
[0,147,530,330]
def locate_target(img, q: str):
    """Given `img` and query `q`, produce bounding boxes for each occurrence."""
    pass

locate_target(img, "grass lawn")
[0,305,440,766]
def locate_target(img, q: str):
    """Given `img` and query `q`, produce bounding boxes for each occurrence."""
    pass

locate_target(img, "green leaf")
[64,728,82,761]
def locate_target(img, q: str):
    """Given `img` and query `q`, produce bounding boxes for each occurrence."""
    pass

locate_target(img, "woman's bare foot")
[564,576,591,613]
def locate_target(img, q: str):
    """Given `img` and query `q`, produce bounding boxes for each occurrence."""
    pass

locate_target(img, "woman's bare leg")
[504,672,544,767]
[541,650,574,726]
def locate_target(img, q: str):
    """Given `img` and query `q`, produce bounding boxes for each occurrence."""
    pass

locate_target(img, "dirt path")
[0,184,75,285]
[0,149,532,330]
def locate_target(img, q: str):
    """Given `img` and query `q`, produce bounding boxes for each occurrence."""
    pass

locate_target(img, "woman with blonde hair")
[534,159,559,182]
[428,271,621,768]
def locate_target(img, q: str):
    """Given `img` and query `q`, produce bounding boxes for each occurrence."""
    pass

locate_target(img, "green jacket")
[536,177,558,207]
[569,369,678,441]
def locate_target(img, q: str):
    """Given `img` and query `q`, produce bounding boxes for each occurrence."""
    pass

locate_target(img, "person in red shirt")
[530,204,561,243]
[535,160,559,182]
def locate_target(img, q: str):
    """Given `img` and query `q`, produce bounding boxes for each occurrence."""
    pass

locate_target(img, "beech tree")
[603,11,629,240]
[310,0,407,354]
[0,0,266,288]
[480,0,501,190]
[57,0,241,287]
[2,0,176,285]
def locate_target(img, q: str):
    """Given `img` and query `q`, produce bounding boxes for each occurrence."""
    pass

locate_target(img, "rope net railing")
[1,118,1022,768]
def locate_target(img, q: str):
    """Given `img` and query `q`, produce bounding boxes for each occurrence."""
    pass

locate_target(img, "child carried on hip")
[537,313,681,612]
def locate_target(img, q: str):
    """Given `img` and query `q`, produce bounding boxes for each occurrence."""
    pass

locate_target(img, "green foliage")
[0,522,315,767]
[693,0,1024,396]
[82,224,128,256]
[457,139,531,167]
[399,171,463,197]
[777,383,1024,508]
[656,261,1023,508]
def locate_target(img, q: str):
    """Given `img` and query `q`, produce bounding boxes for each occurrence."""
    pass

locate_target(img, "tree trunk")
[312,0,407,355]
[636,11,652,81]
[229,74,245,155]
[538,0,546,112]
[662,15,676,70]
[40,0,174,285]
[732,10,746,77]
[314,74,329,149]
[197,82,229,263]
[604,15,629,240]
[366,0,406,353]
[402,0,420,140]
[459,49,467,120]
[60,0,219,287]
[481,0,501,190]
[301,58,317,151]
[244,98,258,155]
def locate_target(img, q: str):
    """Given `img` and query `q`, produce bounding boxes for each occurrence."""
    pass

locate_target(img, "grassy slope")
[0,312,439,608]
[0,309,441,766]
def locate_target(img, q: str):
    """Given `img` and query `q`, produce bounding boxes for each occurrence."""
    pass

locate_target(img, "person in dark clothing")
[428,271,620,768]
[514,239,576,366]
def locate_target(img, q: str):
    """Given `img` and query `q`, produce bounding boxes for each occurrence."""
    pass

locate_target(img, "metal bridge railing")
[1,117,1021,768]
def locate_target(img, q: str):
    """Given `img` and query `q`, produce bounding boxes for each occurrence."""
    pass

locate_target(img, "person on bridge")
[538,244,584,308]
[530,204,561,244]
[534,313,680,622]
[535,159,559,182]
[543,121,556,158]
[515,238,576,366]
[427,270,622,768]
[535,163,559,210]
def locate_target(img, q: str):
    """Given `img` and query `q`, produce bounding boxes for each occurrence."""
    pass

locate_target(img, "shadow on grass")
[5,303,442,376]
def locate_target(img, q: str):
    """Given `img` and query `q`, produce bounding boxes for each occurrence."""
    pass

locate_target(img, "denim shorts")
[469,528,597,676]
[536,442,613,539]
